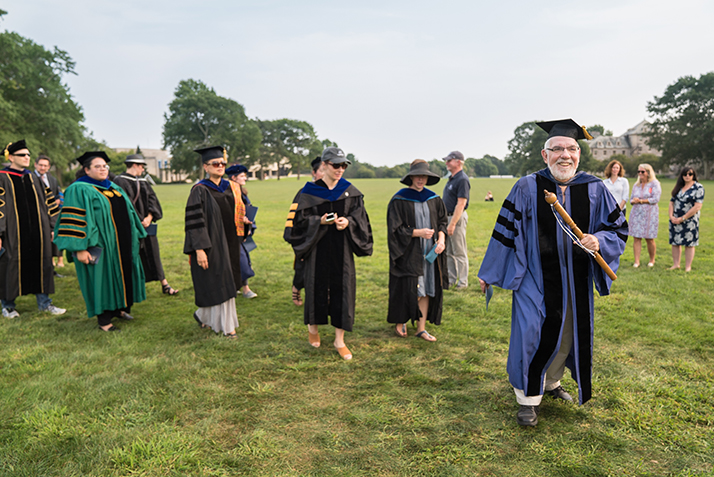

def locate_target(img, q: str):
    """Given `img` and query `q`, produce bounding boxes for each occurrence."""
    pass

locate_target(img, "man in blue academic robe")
[478,119,628,427]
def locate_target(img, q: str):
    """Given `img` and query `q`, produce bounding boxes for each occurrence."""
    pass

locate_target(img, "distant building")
[114,148,189,183]
[245,157,293,180]
[587,120,661,159]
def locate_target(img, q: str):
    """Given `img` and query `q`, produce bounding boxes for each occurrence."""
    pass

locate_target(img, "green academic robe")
[53,180,146,317]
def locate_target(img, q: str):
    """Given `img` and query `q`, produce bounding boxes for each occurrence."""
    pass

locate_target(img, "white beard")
[548,160,577,182]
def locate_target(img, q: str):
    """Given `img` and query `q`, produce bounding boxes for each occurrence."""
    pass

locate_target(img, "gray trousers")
[446,211,468,287]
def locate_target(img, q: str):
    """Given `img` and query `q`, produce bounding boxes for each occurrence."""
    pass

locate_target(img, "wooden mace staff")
[543,190,618,281]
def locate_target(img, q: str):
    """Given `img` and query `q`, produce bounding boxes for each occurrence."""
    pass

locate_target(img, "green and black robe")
[54,178,146,317]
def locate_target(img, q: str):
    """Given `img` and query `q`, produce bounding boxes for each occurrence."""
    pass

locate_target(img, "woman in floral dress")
[668,167,705,272]
[629,163,661,267]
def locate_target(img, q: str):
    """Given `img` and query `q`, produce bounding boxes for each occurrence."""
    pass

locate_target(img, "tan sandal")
[395,323,407,337]
[335,344,352,360]
[308,330,320,348]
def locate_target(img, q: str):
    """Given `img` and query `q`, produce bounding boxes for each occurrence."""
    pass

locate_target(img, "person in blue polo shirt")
[442,151,470,289]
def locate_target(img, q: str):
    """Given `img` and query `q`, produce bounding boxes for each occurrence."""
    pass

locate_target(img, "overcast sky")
[3,0,713,166]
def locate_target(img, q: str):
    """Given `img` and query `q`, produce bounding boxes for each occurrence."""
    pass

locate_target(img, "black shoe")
[547,385,574,403]
[516,405,539,426]
[100,324,121,332]
[193,312,208,329]
[119,311,134,321]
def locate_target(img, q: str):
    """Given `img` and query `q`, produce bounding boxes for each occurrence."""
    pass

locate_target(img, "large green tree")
[504,121,548,176]
[255,119,318,180]
[505,121,597,176]
[162,79,261,176]
[465,156,498,177]
[645,72,714,178]
[0,27,85,176]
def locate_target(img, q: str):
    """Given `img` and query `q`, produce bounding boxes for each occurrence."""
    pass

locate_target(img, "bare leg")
[646,239,656,266]
[415,296,436,341]
[684,246,696,271]
[334,327,345,348]
[416,296,429,333]
[334,327,352,359]
[633,238,642,266]
[669,245,681,270]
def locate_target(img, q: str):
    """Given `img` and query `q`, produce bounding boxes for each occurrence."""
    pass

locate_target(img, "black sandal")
[193,312,208,329]
[292,286,303,306]
[162,283,179,295]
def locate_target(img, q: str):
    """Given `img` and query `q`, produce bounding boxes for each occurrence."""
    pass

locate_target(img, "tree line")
[3,8,712,183]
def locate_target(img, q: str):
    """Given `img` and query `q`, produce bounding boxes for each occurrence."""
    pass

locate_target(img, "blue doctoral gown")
[478,169,628,404]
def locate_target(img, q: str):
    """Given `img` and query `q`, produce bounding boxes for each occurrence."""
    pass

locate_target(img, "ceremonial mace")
[543,190,618,281]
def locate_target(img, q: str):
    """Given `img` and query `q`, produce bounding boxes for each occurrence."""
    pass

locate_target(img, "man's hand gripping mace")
[543,190,617,281]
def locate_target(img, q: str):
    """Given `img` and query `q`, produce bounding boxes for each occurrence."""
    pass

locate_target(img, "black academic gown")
[0,168,60,299]
[284,178,373,332]
[113,173,165,282]
[386,188,449,325]
[184,182,237,308]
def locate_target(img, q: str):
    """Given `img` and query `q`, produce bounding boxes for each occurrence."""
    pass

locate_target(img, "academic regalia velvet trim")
[184,183,237,308]
[387,188,449,325]
[53,180,147,317]
[477,168,628,404]
[0,169,58,299]
[283,178,373,331]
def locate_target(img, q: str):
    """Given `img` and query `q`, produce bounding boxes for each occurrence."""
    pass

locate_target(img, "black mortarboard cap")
[194,145,226,163]
[311,156,322,172]
[536,119,593,140]
[2,139,29,157]
[76,151,111,167]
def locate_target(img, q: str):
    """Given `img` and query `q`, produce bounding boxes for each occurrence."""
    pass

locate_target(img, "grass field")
[1,176,712,476]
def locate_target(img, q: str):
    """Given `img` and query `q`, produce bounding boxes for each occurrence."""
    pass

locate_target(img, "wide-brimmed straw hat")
[400,161,441,186]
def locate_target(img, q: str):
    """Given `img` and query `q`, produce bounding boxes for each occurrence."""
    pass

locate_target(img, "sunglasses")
[683,172,694,177]
[12,153,31,158]
[326,162,348,170]
[206,161,226,167]
[637,170,647,174]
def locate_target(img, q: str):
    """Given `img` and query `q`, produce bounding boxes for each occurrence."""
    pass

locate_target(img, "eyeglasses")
[637,170,647,174]
[326,162,348,170]
[11,153,31,158]
[91,164,110,170]
[206,161,226,167]
[683,172,694,177]
[545,146,580,154]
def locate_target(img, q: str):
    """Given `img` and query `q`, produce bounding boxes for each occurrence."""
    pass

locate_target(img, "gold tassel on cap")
[581,126,593,141]
[4,142,12,160]
[223,148,228,162]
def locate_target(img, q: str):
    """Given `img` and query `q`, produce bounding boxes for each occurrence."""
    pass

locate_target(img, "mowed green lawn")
[1,176,712,476]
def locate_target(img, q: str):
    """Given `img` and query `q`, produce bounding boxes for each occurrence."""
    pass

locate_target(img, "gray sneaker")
[44,305,67,315]
[2,308,19,319]
[242,290,257,299]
